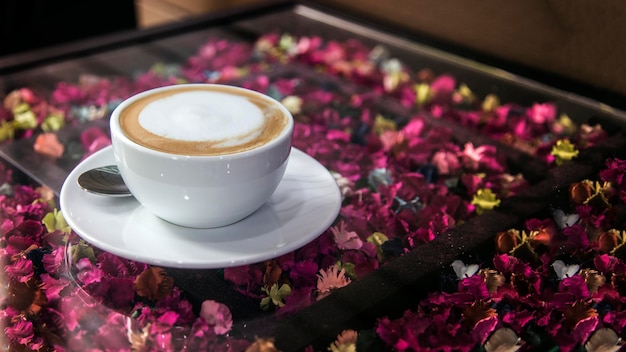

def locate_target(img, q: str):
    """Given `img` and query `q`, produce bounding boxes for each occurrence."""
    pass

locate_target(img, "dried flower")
[484,328,521,352]
[481,94,500,112]
[4,317,36,346]
[570,180,593,204]
[552,260,580,280]
[12,103,37,130]
[42,209,70,233]
[5,279,48,316]
[245,337,280,352]
[471,188,501,214]
[451,260,479,279]
[580,269,606,294]
[373,114,397,135]
[463,300,498,328]
[585,328,622,352]
[431,150,461,175]
[331,221,363,250]
[260,283,292,310]
[70,240,97,264]
[0,120,15,141]
[598,229,623,254]
[200,300,233,335]
[528,103,556,124]
[329,330,358,352]
[564,300,598,330]
[3,89,24,110]
[33,133,64,158]
[126,317,150,351]
[262,260,283,288]
[332,171,354,199]
[281,95,302,114]
[554,113,577,135]
[495,229,519,253]
[452,84,476,105]
[551,139,579,165]
[316,265,351,300]
[552,208,580,229]
[480,269,505,294]
[41,113,65,132]
[134,267,174,301]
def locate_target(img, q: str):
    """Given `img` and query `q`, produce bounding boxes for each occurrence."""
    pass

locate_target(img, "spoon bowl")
[77,165,132,197]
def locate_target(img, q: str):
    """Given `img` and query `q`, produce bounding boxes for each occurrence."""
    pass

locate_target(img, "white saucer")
[60,146,341,269]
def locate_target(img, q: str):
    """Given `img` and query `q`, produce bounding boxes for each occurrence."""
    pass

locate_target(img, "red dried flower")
[463,300,498,329]
[262,260,283,288]
[570,180,593,205]
[6,278,48,316]
[495,230,519,253]
[598,229,620,253]
[564,300,598,330]
[134,267,174,301]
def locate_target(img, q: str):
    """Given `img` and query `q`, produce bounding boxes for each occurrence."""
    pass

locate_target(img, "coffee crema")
[119,85,288,156]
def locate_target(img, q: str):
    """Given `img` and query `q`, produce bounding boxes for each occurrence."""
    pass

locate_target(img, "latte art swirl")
[119,85,288,155]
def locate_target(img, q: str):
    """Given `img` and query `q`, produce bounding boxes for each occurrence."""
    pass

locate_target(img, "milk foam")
[138,91,264,147]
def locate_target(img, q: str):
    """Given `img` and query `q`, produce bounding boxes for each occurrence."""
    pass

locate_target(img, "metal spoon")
[77,165,133,197]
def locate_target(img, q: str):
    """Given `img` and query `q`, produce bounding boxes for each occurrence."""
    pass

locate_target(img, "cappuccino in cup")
[110,84,294,228]
[118,85,289,156]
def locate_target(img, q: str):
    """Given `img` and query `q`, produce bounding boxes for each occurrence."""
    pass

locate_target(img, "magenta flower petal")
[199,300,233,335]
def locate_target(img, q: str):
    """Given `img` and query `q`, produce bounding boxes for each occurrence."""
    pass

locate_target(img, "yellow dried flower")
[556,113,577,135]
[367,232,389,259]
[373,114,396,135]
[12,103,37,130]
[281,95,302,115]
[471,188,501,214]
[454,83,476,105]
[42,209,70,233]
[414,83,433,107]
[260,283,291,310]
[482,94,500,112]
[0,120,15,141]
[551,139,579,165]
[41,113,65,132]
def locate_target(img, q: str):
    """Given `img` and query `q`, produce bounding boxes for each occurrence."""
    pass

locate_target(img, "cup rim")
[110,83,294,159]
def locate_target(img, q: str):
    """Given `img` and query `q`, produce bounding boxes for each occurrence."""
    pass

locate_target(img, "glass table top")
[2,3,626,351]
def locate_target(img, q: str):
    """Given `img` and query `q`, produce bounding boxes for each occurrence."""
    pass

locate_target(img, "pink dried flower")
[528,103,556,124]
[558,276,589,300]
[5,256,34,283]
[458,275,490,301]
[599,158,626,186]
[41,246,64,274]
[80,126,111,158]
[316,265,351,300]
[39,273,70,302]
[52,82,86,104]
[594,254,619,273]
[431,150,461,175]
[330,221,363,250]
[430,74,456,103]
[199,300,233,335]
[4,317,35,345]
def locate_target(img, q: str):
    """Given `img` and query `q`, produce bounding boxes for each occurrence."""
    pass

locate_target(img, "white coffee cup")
[109,84,294,228]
